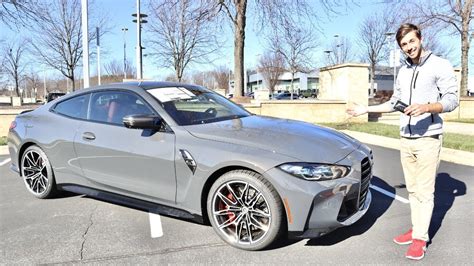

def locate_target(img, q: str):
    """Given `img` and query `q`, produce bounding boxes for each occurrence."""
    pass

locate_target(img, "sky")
[1,0,471,81]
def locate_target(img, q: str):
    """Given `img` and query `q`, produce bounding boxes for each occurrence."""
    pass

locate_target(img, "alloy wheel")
[22,149,49,196]
[211,181,271,245]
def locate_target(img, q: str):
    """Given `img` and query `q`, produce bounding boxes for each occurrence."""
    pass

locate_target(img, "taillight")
[9,121,16,130]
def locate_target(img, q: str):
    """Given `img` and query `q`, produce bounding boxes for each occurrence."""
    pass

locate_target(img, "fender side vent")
[179,149,197,174]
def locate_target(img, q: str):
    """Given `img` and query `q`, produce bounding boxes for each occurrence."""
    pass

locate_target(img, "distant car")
[274,91,299,100]
[8,81,373,251]
[46,92,66,102]
[245,91,254,98]
[299,89,317,98]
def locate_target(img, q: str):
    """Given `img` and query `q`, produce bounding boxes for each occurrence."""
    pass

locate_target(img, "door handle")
[82,132,96,141]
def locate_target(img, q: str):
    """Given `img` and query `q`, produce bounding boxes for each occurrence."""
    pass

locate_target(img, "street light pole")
[334,34,339,64]
[96,27,101,85]
[136,0,142,79]
[133,0,147,80]
[121,28,128,79]
[324,50,332,66]
[81,0,90,89]
[385,32,397,91]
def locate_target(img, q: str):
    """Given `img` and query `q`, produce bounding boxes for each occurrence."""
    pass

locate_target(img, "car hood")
[184,115,361,163]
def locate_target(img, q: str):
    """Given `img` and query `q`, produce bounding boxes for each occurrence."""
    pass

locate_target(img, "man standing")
[347,23,459,260]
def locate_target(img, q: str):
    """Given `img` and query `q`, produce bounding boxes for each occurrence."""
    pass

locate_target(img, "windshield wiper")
[193,114,248,124]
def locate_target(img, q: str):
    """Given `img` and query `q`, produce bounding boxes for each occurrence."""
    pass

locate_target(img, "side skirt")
[57,184,204,224]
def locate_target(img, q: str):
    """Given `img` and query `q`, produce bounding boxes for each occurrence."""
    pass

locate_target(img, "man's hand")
[404,103,429,117]
[346,103,368,117]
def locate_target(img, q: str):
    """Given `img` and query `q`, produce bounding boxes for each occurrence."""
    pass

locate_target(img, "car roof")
[121,81,203,91]
[55,81,209,102]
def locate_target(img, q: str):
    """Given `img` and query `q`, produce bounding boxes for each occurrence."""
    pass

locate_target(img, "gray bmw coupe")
[8,81,373,250]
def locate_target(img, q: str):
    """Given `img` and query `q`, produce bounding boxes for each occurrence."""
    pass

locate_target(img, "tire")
[20,145,57,199]
[207,170,284,250]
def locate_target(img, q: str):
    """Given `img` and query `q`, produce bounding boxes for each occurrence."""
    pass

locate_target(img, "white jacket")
[389,51,459,137]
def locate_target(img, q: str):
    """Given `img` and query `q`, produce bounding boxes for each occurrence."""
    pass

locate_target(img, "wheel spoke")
[213,206,241,216]
[226,183,244,205]
[26,153,36,167]
[249,214,269,231]
[247,191,262,208]
[250,208,271,218]
[217,191,236,207]
[38,176,47,190]
[24,166,38,173]
[31,177,39,193]
[25,172,41,181]
[235,219,244,241]
[219,213,237,229]
[245,215,254,243]
[240,182,250,203]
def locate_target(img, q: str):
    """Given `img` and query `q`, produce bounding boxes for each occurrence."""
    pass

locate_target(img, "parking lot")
[1,145,472,264]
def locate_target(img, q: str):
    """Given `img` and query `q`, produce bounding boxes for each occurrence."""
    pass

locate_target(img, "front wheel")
[207,170,285,250]
[21,145,57,199]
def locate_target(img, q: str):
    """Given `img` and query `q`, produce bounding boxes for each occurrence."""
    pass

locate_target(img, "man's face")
[399,30,423,61]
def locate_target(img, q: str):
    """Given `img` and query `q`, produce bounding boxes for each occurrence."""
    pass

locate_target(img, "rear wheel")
[207,170,284,250]
[21,145,57,199]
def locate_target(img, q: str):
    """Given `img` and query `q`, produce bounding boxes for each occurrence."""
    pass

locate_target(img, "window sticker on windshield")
[148,87,195,102]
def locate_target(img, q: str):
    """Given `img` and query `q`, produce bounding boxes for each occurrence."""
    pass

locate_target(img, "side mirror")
[123,115,163,130]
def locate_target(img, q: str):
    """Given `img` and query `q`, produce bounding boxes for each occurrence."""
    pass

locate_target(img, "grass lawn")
[321,122,474,153]
[445,118,474,124]
[0,136,6,146]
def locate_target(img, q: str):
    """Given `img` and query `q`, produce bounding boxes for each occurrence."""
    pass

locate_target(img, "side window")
[52,94,89,119]
[89,91,154,125]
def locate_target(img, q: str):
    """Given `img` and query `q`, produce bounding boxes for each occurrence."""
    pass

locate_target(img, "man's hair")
[396,23,422,46]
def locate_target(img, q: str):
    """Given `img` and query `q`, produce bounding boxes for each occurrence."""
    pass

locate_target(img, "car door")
[73,90,176,202]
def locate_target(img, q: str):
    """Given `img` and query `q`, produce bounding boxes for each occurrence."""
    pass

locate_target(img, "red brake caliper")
[219,192,236,222]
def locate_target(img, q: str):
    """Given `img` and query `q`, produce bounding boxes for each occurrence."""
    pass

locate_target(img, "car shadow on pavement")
[428,172,466,246]
[51,190,82,199]
[305,176,394,246]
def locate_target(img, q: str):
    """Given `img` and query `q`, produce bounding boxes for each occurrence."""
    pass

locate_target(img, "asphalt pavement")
[1,145,472,264]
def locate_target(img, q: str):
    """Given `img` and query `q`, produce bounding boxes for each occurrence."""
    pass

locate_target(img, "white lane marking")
[370,184,409,204]
[149,212,163,238]
[0,158,11,167]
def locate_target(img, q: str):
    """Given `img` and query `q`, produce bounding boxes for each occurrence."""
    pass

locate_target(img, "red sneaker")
[393,229,413,245]
[405,239,427,260]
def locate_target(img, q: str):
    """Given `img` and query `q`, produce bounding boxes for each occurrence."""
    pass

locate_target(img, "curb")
[342,130,474,167]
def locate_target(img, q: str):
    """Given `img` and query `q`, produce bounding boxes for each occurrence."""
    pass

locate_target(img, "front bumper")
[264,148,373,238]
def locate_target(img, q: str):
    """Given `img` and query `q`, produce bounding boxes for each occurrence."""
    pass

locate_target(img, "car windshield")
[147,86,251,126]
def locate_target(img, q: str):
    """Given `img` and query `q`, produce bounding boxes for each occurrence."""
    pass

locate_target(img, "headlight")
[278,163,351,181]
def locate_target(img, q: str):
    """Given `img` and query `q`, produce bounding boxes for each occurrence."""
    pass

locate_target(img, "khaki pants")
[400,136,442,242]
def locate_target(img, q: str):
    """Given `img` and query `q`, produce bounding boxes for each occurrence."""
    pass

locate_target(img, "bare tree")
[2,40,28,97]
[0,0,39,28]
[358,10,398,96]
[24,71,42,99]
[268,19,318,98]
[104,59,136,79]
[27,0,106,92]
[216,0,328,98]
[394,0,473,96]
[422,26,456,61]
[257,51,285,95]
[147,0,220,82]
[211,66,231,93]
[190,71,213,89]
[327,36,354,65]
